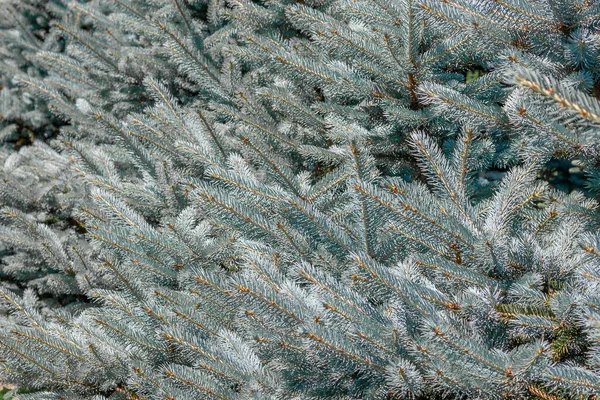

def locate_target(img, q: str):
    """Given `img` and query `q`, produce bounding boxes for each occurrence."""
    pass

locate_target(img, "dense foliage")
[1,0,600,399]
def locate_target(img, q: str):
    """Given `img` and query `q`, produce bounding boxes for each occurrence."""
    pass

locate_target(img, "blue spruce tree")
[0,0,600,399]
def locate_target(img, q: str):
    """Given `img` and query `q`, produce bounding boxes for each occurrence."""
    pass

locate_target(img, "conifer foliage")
[1,0,600,399]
